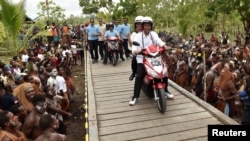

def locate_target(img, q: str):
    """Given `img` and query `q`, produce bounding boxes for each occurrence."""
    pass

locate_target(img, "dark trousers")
[131,55,137,75]
[133,64,145,98]
[88,39,99,60]
[98,41,105,59]
[133,63,169,99]
[47,36,53,44]
[122,39,131,58]
[103,43,108,62]
[119,42,124,59]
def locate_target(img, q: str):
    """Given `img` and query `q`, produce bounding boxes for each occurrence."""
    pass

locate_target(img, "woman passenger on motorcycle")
[129,16,174,106]
[103,23,120,64]
[128,16,144,81]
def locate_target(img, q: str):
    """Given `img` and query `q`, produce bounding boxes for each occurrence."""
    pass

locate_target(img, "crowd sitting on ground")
[0,29,84,140]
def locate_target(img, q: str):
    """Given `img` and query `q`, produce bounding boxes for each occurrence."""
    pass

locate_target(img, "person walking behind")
[120,17,131,59]
[114,19,125,61]
[85,18,101,63]
[97,18,106,60]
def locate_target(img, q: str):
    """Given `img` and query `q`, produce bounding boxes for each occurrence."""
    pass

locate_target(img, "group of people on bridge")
[84,15,250,125]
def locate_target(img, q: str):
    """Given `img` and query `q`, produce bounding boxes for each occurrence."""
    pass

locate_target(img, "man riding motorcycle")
[129,16,174,106]
[103,23,120,64]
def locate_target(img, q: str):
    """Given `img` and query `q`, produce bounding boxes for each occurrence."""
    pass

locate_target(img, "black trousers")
[118,42,124,59]
[88,39,99,60]
[98,41,105,59]
[103,43,108,62]
[122,39,131,58]
[131,55,137,75]
[133,63,169,99]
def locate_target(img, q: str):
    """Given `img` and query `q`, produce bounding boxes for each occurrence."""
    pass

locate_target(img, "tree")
[37,0,66,21]
[80,0,138,21]
[207,0,250,33]
[0,0,25,53]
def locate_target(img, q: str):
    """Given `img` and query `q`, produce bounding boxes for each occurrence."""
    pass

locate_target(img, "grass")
[0,55,13,64]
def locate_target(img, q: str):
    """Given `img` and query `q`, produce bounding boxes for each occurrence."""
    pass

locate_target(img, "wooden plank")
[99,112,212,135]
[95,91,183,102]
[98,102,200,120]
[99,118,221,141]
[99,107,205,127]
[184,136,208,141]
[134,128,207,141]
[97,101,196,115]
[95,94,184,105]
[97,97,192,110]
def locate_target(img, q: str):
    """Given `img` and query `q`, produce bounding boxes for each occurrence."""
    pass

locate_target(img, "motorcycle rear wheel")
[156,88,166,113]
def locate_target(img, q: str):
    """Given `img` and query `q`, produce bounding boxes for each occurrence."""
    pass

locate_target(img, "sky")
[10,0,83,19]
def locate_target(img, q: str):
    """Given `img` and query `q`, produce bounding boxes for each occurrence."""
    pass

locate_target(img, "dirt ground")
[66,63,86,141]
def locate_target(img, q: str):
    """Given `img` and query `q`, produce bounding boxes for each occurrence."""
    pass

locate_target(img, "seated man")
[21,94,47,140]
[35,114,68,141]
[0,111,27,141]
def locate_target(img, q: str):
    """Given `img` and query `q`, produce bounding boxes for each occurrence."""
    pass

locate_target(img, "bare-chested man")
[35,114,67,141]
[0,111,27,141]
[21,94,47,140]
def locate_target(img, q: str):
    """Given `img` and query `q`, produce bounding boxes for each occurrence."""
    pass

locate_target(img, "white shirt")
[128,32,137,50]
[132,31,165,63]
[98,24,106,41]
[71,45,77,54]
[56,75,67,93]
[37,54,44,61]
[21,54,29,63]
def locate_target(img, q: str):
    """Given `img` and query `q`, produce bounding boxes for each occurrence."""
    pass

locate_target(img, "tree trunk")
[243,20,250,33]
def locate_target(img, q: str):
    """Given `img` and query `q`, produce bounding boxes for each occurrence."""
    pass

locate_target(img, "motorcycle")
[107,36,120,66]
[133,41,168,113]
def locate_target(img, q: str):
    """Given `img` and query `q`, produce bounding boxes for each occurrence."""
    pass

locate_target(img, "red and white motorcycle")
[107,36,120,66]
[133,41,168,113]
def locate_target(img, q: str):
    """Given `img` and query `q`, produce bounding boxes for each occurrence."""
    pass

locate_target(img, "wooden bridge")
[85,54,239,141]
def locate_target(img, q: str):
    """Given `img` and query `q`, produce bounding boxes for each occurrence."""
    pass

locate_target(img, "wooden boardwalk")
[86,55,239,141]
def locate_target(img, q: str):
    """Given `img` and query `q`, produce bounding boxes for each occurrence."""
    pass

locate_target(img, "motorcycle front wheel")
[112,53,117,66]
[156,88,166,113]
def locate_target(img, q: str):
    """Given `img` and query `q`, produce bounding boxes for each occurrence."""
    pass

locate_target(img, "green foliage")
[0,0,25,54]
[79,0,100,14]
[207,0,250,32]
[0,22,6,42]
[37,0,66,21]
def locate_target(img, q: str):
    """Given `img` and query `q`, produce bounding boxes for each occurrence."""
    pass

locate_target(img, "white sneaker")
[165,92,174,99]
[129,97,138,106]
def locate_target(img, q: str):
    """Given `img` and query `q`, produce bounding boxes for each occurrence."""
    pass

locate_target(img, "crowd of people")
[0,20,85,140]
[1,15,250,140]
[161,31,250,125]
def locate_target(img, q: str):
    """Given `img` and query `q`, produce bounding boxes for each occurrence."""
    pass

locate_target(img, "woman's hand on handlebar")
[133,50,140,55]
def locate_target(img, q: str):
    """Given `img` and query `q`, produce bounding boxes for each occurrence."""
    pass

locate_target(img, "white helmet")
[142,16,153,29]
[142,16,153,24]
[134,16,144,23]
